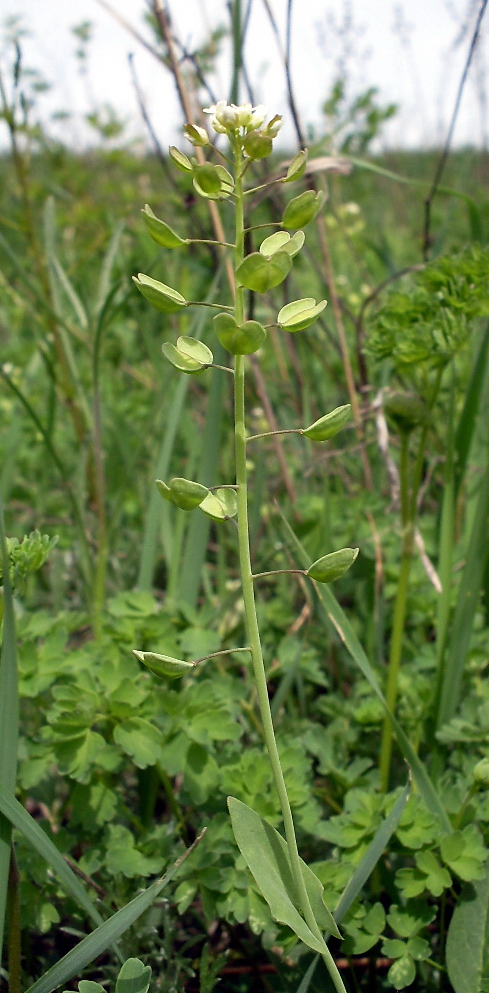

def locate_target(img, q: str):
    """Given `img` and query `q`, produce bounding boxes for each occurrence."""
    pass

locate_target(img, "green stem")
[232,141,347,993]
[379,370,443,791]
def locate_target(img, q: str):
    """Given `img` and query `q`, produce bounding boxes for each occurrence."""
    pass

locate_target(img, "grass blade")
[0,785,106,932]
[25,831,205,993]
[0,495,19,953]
[334,779,410,923]
[278,513,450,831]
[454,322,489,497]
[435,454,489,730]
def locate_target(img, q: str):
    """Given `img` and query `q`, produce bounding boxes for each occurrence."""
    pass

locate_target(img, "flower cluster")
[202,100,282,138]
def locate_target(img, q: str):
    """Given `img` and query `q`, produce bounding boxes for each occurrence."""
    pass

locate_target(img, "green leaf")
[155,477,209,511]
[213,313,266,355]
[387,954,416,990]
[115,958,152,993]
[77,983,105,993]
[141,204,187,248]
[113,717,163,768]
[133,273,187,312]
[133,650,195,679]
[282,191,325,229]
[307,547,359,583]
[335,781,410,924]
[0,784,106,932]
[162,336,213,374]
[228,797,341,954]
[236,251,292,293]
[25,835,203,993]
[278,297,327,332]
[302,405,351,441]
[199,489,237,522]
[440,826,488,882]
[105,825,162,878]
[446,860,489,993]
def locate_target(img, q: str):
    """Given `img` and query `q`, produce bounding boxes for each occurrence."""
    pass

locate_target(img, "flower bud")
[183,123,209,147]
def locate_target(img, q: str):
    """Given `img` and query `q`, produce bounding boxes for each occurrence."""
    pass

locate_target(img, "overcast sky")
[2,0,489,151]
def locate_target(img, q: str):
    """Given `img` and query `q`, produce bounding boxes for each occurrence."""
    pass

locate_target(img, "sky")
[2,0,489,152]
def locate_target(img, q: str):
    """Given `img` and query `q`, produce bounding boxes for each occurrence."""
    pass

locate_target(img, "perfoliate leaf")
[213,313,267,354]
[133,273,187,313]
[169,146,193,172]
[307,547,359,583]
[236,251,291,293]
[199,489,237,522]
[162,336,213,373]
[228,797,341,953]
[155,477,209,511]
[278,297,327,332]
[133,650,195,679]
[302,405,351,441]
[141,205,187,248]
[284,149,307,182]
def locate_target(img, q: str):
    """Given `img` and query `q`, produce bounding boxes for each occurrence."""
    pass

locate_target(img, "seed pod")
[302,404,351,441]
[133,650,195,679]
[307,547,359,583]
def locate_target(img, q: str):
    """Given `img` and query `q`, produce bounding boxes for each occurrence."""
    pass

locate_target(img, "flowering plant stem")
[231,138,347,993]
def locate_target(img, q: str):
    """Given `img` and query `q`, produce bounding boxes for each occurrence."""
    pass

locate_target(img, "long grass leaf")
[454,321,489,497]
[334,779,410,923]
[94,221,124,317]
[49,255,89,332]
[25,831,205,993]
[435,454,489,730]
[0,785,106,931]
[278,513,450,831]
[0,495,19,953]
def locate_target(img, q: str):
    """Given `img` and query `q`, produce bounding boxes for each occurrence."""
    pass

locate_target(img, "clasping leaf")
[228,797,341,953]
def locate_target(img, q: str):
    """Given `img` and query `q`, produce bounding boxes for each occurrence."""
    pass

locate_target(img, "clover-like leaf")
[162,336,213,373]
[133,273,187,313]
[307,547,359,583]
[133,650,195,679]
[199,489,238,522]
[236,251,291,293]
[155,477,209,511]
[302,404,351,441]
[396,849,452,898]
[213,312,266,355]
[282,190,326,229]
[284,149,307,182]
[169,146,193,172]
[115,958,152,993]
[278,296,327,332]
[440,825,487,882]
[192,163,224,199]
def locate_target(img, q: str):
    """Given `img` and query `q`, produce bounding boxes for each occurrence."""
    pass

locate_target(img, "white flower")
[203,101,272,135]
